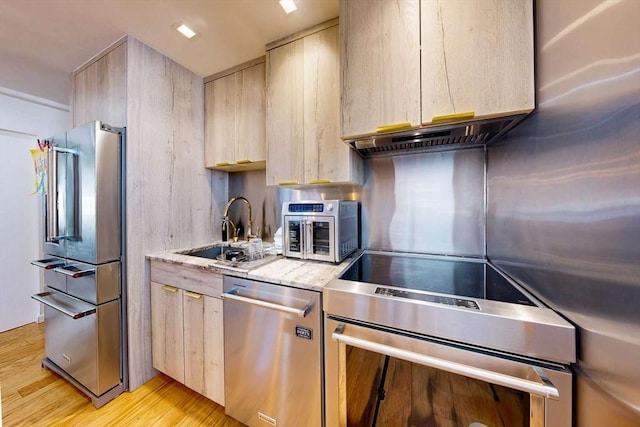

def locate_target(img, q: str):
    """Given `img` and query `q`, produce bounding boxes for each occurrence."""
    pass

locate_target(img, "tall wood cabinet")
[204,57,266,171]
[150,261,225,405]
[266,19,362,186]
[71,36,221,391]
[340,0,534,139]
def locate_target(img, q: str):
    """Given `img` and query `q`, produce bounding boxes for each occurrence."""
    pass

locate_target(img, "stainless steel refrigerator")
[31,121,127,408]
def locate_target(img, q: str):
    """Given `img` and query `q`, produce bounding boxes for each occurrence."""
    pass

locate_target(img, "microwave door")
[284,217,304,259]
[306,218,335,262]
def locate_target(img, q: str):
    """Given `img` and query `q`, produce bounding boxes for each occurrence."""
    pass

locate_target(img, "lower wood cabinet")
[150,261,225,405]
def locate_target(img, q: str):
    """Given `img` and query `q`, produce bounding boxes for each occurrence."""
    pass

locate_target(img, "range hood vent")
[347,114,529,157]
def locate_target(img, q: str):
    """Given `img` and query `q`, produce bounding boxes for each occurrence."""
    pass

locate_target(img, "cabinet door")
[73,41,127,128]
[183,290,205,395]
[421,0,534,124]
[266,38,305,185]
[150,281,184,382]
[205,74,237,167]
[203,295,225,405]
[237,63,266,164]
[303,25,356,184]
[340,0,421,138]
[183,291,225,406]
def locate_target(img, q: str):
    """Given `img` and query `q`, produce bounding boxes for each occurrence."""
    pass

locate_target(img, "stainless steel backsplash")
[487,0,640,424]
[228,148,485,257]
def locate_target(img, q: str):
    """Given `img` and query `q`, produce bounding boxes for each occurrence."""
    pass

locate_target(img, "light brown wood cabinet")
[72,36,216,390]
[204,58,266,171]
[150,261,225,405]
[266,19,362,186]
[340,0,534,139]
[72,41,127,127]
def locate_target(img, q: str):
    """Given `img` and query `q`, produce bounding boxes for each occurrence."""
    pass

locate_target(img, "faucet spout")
[221,196,253,241]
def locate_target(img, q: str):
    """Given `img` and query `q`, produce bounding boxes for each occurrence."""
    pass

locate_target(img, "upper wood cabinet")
[73,40,127,127]
[266,19,362,186]
[204,58,266,171]
[340,0,421,139]
[340,0,534,139]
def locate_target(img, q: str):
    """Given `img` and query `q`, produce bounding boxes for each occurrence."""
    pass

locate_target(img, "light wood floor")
[0,323,244,427]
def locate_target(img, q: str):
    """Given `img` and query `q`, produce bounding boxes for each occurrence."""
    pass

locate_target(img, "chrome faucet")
[222,196,253,242]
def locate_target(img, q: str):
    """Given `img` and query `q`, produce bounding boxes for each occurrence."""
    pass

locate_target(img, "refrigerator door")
[65,121,121,265]
[43,131,69,258]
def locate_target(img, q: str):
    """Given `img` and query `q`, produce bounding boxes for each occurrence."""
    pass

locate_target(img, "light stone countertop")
[146,242,358,291]
[245,256,356,292]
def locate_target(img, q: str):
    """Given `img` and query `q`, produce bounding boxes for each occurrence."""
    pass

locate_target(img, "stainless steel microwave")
[282,200,358,263]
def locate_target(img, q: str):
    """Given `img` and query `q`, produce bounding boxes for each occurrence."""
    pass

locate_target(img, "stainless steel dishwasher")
[222,275,322,427]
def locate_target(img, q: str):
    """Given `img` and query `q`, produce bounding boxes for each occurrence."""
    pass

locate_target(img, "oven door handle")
[332,325,560,400]
[31,291,96,320]
[222,290,311,318]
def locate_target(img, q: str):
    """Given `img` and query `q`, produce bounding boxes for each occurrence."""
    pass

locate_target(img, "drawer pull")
[431,111,475,124]
[184,291,202,299]
[375,122,412,133]
[278,181,299,186]
[308,179,332,185]
[236,159,252,164]
[215,162,231,167]
[162,285,179,293]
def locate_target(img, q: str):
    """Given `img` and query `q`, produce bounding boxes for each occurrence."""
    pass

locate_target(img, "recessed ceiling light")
[279,0,297,14]
[177,24,196,39]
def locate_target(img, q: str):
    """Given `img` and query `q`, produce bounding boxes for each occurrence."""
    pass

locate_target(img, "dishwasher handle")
[222,289,311,318]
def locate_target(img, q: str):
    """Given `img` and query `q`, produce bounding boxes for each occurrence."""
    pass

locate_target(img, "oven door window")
[287,219,302,253]
[311,221,331,255]
[344,345,530,427]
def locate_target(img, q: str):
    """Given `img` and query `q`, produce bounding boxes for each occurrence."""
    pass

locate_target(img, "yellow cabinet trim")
[308,179,332,184]
[236,159,252,164]
[184,291,202,299]
[278,181,300,186]
[162,285,178,293]
[431,112,476,124]
[375,122,413,133]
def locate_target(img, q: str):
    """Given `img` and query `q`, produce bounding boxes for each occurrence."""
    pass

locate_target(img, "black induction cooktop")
[340,252,535,306]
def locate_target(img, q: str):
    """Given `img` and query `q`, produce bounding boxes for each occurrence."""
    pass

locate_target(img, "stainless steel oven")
[324,251,576,427]
[282,200,358,263]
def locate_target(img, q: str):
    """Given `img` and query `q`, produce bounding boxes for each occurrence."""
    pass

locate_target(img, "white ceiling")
[0,0,338,105]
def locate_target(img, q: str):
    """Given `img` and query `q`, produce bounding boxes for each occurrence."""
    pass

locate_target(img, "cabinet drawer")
[150,260,223,298]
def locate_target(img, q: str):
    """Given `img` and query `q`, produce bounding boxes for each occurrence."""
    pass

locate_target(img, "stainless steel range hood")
[346,113,530,157]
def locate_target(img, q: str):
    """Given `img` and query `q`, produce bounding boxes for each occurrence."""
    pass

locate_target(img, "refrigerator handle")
[46,146,78,242]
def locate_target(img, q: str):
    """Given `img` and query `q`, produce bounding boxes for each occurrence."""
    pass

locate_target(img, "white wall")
[0,87,69,332]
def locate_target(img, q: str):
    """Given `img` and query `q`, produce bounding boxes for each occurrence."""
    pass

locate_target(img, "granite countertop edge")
[147,243,358,291]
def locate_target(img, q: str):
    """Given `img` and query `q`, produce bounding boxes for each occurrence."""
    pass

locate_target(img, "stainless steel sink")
[182,246,224,260]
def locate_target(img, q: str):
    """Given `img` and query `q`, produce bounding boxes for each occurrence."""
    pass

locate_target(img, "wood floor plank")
[0,323,244,427]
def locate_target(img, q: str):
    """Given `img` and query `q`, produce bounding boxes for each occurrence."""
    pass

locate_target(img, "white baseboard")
[37,314,45,323]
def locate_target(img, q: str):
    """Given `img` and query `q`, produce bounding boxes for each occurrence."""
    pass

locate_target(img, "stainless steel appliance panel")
[324,277,575,364]
[324,317,573,427]
[223,276,322,427]
[32,257,67,293]
[43,131,71,257]
[362,148,485,256]
[62,260,120,304]
[41,287,120,396]
[487,0,640,423]
[65,122,121,264]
